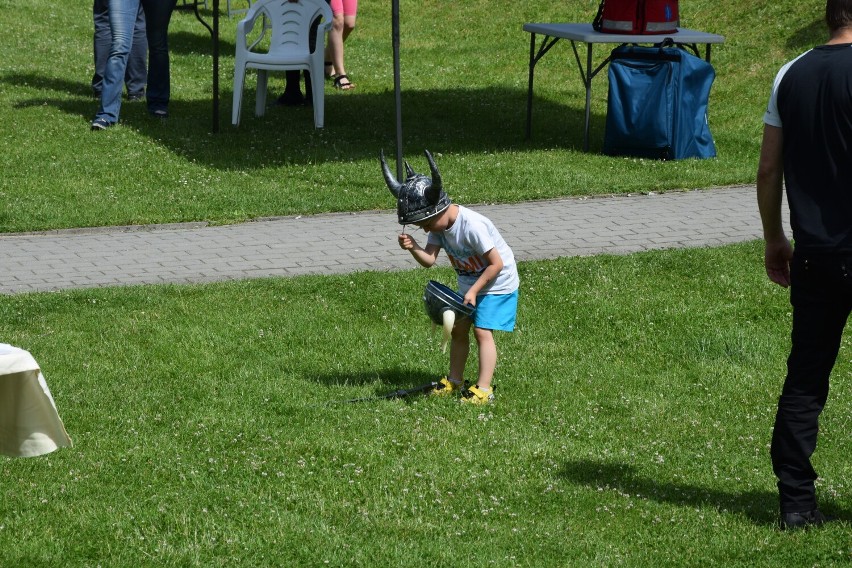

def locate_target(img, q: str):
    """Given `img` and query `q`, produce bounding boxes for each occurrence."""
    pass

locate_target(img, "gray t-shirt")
[427,205,519,295]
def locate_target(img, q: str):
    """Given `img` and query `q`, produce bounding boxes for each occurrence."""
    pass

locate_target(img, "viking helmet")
[380,150,451,225]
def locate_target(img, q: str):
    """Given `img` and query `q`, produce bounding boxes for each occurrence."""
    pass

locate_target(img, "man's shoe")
[90,117,113,131]
[430,377,465,397]
[150,109,169,119]
[460,384,495,405]
[276,90,305,107]
[127,92,144,102]
[779,509,831,530]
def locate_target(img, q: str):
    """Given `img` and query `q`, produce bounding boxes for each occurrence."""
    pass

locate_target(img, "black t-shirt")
[776,44,852,253]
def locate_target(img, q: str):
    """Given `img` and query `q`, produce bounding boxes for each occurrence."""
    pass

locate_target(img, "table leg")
[526,32,536,139]
[525,33,560,140]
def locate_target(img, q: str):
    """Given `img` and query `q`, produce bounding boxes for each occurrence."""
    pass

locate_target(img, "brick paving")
[0,185,785,294]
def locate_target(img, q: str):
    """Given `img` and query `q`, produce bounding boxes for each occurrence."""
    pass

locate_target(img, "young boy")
[381,150,520,404]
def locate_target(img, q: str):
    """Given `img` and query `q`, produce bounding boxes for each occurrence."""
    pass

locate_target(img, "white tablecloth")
[0,343,72,457]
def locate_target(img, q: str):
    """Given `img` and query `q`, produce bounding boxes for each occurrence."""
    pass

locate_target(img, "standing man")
[757,0,852,531]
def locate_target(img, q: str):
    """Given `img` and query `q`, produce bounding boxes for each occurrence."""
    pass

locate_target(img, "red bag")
[593,0,679,35]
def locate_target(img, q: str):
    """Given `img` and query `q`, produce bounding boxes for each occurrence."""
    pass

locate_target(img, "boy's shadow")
[309,368,438,403]
[558,458,850,528]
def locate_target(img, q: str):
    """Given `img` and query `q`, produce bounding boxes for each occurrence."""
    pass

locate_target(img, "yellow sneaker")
[460,385,495,405]
[431,377,465,397]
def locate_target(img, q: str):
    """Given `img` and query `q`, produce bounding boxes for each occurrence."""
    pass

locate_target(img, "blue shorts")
[473,290,519,332]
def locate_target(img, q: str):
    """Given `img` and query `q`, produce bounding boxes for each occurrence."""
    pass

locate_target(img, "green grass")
[2,242,852,566]
[0,0,829,232]
[2,1,850,565]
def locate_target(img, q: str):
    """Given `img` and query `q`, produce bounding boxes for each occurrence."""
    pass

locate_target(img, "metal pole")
[192,0,219,133]
[392,0,403,179]
[213,0,220,133]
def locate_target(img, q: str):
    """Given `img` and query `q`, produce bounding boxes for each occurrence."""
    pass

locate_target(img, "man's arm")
[756,123,793,287]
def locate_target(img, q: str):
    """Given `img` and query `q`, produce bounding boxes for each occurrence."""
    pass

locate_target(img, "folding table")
[524,22,725,151]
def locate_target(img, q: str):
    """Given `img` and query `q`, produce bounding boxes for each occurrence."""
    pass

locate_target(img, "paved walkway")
[0,185,783,295]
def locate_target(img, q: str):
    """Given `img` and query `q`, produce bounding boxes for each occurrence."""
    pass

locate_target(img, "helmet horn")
[404,161,415,179]
[380,150,402,197]
[424,150,443,205]
[425,150,442,192]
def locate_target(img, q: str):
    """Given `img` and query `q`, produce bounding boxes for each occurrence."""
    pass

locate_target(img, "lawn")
[2,0,851,565]
[0,0,829,232]
[1,243,851,566]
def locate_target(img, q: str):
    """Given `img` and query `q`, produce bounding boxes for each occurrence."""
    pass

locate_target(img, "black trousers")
[771,251,852,513]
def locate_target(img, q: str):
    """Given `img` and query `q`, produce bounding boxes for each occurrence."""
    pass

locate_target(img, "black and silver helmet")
[380,150,451,225]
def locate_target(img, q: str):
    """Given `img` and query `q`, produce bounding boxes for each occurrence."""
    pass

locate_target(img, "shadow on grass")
[558,458,852,528]
[786,18,826,51]
[309,368,438,404]
[3,71,601,167]
[170,29,237,56]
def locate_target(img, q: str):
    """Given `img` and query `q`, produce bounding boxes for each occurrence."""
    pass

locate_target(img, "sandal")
[333,74,355,90]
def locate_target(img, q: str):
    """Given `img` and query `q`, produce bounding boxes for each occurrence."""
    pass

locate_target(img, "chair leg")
[310,65,325,128]
[256,70,268,117]
[232,64,247,126]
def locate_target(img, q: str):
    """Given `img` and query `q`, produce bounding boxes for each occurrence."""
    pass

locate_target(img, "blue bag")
[603,43,716,160]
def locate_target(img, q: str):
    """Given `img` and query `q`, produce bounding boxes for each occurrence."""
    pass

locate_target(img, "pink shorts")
[329,0,357,16]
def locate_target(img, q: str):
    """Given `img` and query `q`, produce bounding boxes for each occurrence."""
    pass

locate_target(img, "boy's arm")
[463,248,503,306]
[399,233,441,267]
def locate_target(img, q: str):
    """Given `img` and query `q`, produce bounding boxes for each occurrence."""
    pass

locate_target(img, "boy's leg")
[449,317,472,383]
[473,327,496,390]
[431,317,470,396]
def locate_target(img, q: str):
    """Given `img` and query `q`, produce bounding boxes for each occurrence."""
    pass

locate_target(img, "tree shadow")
[558,458,851,528]
[2,69,599,168]
[170,29,236,56]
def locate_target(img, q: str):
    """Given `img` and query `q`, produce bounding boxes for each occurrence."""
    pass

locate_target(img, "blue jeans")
[92,0,147,97]
[771,252,852,513]
[95,0,176,123]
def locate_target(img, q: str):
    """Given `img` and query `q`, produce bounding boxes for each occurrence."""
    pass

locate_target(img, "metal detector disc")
[423,280,475,326]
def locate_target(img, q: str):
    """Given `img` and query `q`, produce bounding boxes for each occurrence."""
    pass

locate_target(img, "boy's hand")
[398,233,417,250]
[463,291,477,307]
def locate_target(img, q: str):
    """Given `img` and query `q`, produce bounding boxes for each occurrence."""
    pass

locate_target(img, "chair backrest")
[244,0,331,56]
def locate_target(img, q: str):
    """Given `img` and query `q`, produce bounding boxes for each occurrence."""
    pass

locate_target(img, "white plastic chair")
[232,0,332,128]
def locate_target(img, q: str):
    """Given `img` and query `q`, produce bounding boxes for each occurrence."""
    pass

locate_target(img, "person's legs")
[326,0,356,89]
[771,254,852,513]
[326,13,345,80]
[92,0,111,96]
[141,0,176,115]
[341,11,356,42]
[324,0,341,77]
[125,3,148,98]
[473,327,497,390]
[94,0,140,124]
